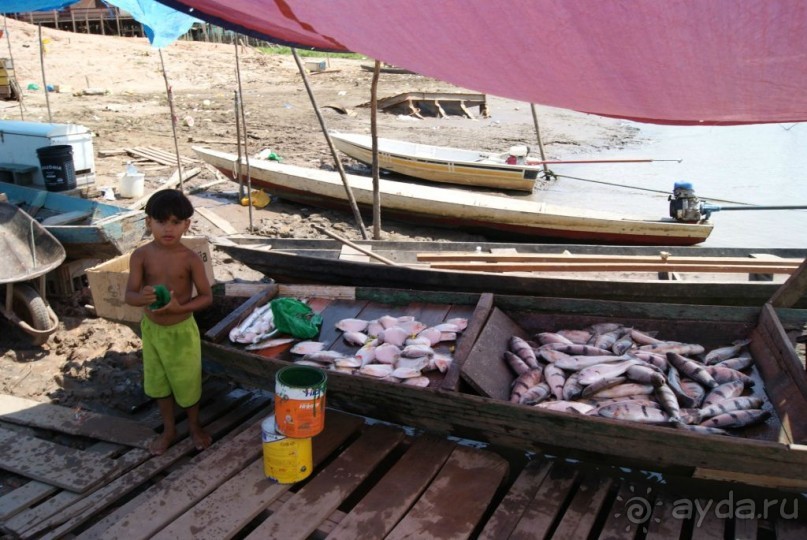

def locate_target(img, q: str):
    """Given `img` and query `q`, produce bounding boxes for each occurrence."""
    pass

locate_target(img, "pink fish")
[374,343,402,364]
[336,318,369,333]
[290,341,326,355]
[378,327,409,347]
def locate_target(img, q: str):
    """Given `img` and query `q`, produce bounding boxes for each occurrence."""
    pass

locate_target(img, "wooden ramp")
[2,386,806,539]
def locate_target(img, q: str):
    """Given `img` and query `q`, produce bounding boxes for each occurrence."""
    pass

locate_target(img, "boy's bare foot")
[191,428,212,451]
[149,429,176,456]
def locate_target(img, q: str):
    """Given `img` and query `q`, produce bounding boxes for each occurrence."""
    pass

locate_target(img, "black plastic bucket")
[36,145,76,192]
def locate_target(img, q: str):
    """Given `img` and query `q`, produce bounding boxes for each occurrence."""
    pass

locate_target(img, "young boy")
[125,189,213,455]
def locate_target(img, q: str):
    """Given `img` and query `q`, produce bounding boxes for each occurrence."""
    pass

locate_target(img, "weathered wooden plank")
[509,462,579,539]
[418,252,806,265]
[0,427,118,493]
[0,441,121,522]
[385,446,509,540]
[442,292,494,391]
[689,498,725,539]
[552,473,614,539]
[427,261,801,274]
[770,257,807,308]
[477,458,552,540]
[196,206,238,234]
[244,424,406,540]
[644,492,686,540]
[34,392,270,540]
[461,307,530,400]
[0,394,154,448]
[326,434,455,540]
[152,410,365,540]
[98,405,280,539]
[597,480,646,539]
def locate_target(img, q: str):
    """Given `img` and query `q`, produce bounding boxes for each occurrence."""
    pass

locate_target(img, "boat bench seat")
[0,163,37,186]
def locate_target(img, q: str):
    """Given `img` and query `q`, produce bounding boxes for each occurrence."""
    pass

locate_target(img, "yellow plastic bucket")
[275,365,327,438]
[261,415,313,483]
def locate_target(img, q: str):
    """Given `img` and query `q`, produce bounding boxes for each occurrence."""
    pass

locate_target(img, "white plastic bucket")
[118,172,144,198]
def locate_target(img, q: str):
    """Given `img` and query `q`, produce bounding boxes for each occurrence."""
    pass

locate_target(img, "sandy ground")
[0,19,638,413]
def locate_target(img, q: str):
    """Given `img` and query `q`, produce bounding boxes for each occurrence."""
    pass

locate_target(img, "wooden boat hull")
[194,146,713,246]
[212,236,807,307]
[0,182,147,260]
[330,132,538,191]
[201,284,807,490]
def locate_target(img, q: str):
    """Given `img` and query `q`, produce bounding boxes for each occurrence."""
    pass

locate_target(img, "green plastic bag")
[270,298,323,339]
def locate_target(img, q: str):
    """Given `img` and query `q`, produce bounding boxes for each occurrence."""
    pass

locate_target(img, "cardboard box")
[86,237,215,324]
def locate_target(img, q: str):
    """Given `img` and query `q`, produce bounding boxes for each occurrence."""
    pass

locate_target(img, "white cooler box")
[0,120,96,188]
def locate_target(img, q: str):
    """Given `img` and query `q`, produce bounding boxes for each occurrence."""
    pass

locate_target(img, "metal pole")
[158,49,184,192]
[234,38,253,232]
[370,60,382,239]
[291,48,368,239]
[37,25,52,123]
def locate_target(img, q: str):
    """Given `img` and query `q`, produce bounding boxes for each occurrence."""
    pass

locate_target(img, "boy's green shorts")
[141,316,201,408]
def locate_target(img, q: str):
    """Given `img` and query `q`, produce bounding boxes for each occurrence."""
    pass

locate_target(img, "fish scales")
[666,352,718,389]
[700,409,770,429]
[702,380,745,408]
[509,336,540,368]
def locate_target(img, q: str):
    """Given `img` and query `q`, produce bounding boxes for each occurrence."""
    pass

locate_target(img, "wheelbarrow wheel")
[12,284,53,346]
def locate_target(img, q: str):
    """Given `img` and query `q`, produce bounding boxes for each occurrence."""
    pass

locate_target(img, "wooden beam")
[427,261,801,274]
[770,257,807,308]
[417,252,806,265]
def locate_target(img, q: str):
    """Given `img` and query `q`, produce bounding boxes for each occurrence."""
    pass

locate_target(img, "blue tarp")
[1,0,198,50]
[105,0,200,49]
[0,1,79,13]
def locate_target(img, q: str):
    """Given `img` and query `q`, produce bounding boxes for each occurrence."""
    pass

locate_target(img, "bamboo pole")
[158,49,184,192]
[233,90,245,198]
[370,60,382,239]
[291,48,368,239]
[234,39,253,232]
[313,225,399,266]
[37,25,52,123]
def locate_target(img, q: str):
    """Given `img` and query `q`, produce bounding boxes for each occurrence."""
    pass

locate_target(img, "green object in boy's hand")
[149,285,170,309]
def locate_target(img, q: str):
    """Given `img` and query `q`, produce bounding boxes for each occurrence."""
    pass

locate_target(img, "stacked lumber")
[417,251,804,274]
[124,146,198,167]
[0,58,18,100]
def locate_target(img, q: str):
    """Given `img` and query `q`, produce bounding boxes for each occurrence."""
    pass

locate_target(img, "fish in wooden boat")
[510,369,544,403]
[244,337,295,351]
[342,331,369,346]
[290,340,326,355]
[335,318,369,333]
[703,365,755,386]
[596,402,671,424]
[666,352,718,389]
[509,336,539,368]
[702,380,745,407]
[704,338,752,364]
[716,353,754,371]
[700,409,771,429]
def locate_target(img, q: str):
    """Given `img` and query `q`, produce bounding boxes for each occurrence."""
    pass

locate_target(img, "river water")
[534,122,807,248]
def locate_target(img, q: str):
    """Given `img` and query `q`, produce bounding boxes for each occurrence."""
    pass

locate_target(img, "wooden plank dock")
[1,384,806,539]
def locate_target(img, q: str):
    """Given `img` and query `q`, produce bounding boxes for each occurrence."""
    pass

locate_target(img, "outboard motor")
[669,182,706,222]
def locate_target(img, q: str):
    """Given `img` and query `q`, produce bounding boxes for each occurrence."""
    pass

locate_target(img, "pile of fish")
[288,314,468,387]
[228,301,297,350]
[504,322,770,436]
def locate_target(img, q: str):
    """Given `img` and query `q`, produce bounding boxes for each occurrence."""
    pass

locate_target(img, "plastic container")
[275,365,327,438]
[261,415,313,483]
[36,145,76,192]
[118,163,144,198]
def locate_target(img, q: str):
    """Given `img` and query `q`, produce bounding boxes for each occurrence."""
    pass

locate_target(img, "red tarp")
[158,0,807,125]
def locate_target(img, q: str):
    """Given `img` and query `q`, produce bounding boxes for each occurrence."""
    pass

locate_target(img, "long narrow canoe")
[0,182,147,260]
[201,283,807,491]
[330,132,541,191]
[211,236,807,307]
[194,146,713,246]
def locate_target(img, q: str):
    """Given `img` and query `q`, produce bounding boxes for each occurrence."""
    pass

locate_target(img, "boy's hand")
[150,290,180,314]
[141,285,157,306]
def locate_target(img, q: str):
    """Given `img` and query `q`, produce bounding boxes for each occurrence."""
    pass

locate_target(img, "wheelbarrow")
[0,201,65,345]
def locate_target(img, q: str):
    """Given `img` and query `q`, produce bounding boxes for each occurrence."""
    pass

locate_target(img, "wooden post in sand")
[234,39,253,232]
[158,49,184,192]
[3,16,24,119]
[530,103,550,179]
[370,60,382,240]
[291,48,368,239]
[38,25,52,123]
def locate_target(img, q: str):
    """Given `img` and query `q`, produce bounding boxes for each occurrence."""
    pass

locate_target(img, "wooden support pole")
[158,50,184,192]
[530,103,551,179]
[292,48,368,239]
[234,39,253,232]
[37,25,52,123]
[370,60,382,240]
[313,225,398,266]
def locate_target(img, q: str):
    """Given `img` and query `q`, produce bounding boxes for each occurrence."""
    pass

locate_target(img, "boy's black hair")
[144,189,194,220]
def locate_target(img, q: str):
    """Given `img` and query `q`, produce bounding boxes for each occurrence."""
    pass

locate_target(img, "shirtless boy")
[125,189,213,455]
